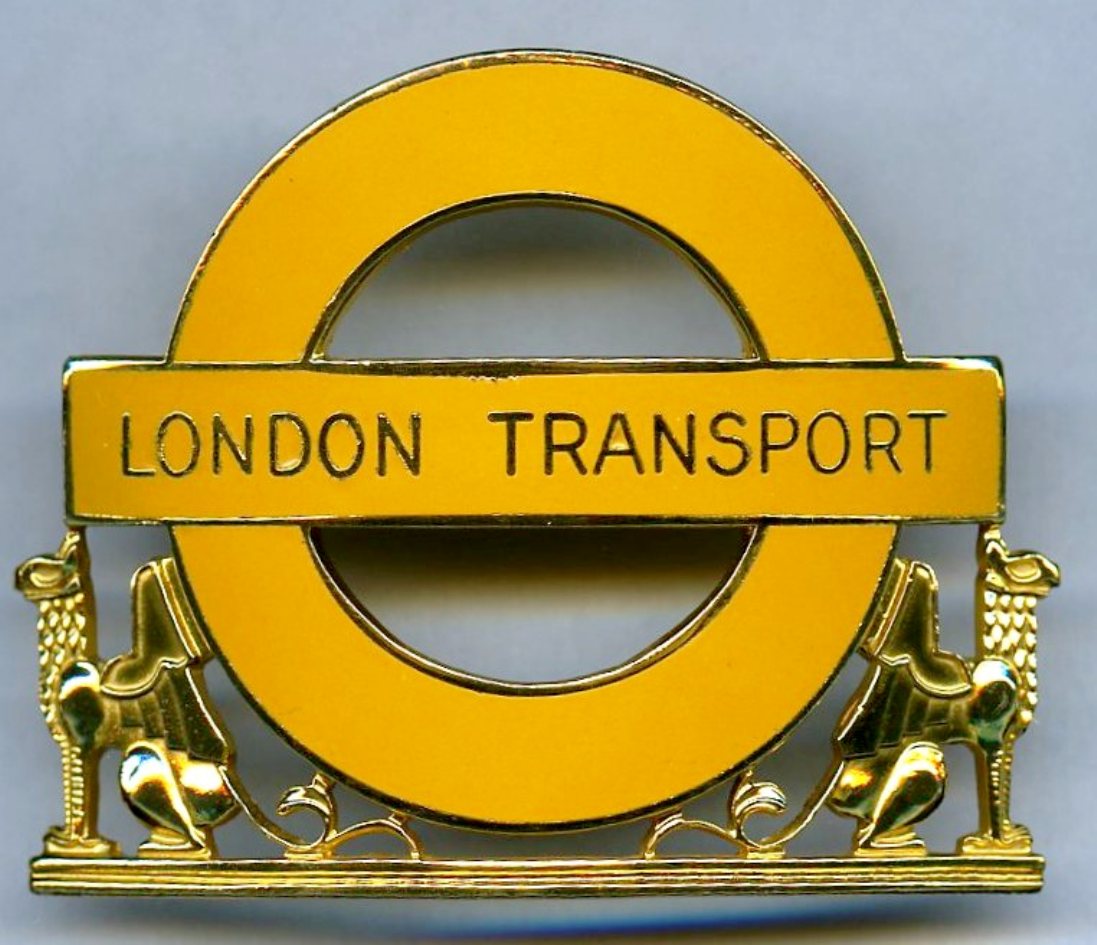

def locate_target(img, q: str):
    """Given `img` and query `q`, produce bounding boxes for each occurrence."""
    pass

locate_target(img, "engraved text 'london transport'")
[63,359,1002,524]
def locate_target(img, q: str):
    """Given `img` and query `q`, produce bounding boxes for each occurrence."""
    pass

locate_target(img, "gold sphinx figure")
[828,526,1059,855]
[16,530,237,859]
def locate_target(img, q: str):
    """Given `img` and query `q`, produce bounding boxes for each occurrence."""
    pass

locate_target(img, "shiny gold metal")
[16,531,237,859]
[234,771,423,861]
[16,50,1060,896]
[30,854,1044,897]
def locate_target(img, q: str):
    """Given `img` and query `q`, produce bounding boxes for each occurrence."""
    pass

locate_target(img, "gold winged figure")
[827,526,1060,856]
[15,530,238,859]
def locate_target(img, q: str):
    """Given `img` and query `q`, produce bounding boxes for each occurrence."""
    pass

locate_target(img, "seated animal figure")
[16,530,238,858]
[827,527,1059,856]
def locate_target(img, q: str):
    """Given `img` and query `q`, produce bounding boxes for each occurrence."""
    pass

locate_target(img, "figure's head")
[15,530,87,602]
[980,525,1061,598]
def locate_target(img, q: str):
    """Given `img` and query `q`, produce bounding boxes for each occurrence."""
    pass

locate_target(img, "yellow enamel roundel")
[64,53,1004,828]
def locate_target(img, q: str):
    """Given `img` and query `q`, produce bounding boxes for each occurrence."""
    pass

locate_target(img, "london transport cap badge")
[17,51,1060,897]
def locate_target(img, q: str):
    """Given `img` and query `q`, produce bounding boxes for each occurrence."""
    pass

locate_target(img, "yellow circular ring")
[169,52,901,828]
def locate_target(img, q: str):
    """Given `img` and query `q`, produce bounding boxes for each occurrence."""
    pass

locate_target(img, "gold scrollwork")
[228,771,422,861]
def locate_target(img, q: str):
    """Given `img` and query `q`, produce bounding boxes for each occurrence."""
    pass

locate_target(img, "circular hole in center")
[315,205,751,684]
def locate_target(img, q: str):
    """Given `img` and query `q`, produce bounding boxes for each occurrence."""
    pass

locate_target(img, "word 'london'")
[122,407,948,479]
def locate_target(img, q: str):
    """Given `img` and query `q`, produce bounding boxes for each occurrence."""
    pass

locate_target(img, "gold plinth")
[31,855,1043,897]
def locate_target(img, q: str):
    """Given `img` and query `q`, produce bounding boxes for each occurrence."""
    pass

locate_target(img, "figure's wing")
[102,558,210,698]
[153,667,233,764]
[835,558,971,758]
[105,557,232,763]
[863,559,971,698]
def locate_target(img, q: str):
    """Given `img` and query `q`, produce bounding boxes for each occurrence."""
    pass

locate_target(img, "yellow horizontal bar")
[31,854,1042,897]
[64,359,1003,524]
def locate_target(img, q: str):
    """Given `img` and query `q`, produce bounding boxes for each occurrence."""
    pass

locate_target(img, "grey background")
[2,1,1095,942]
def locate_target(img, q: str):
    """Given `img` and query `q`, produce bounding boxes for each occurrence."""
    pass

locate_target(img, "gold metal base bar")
[31,855,1044,897]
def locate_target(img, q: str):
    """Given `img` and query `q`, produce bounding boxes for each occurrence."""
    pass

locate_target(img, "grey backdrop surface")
[2,2,1095,943]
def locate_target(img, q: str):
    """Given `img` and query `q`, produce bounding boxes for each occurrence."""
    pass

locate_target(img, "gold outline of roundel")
[167,51,902,830]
